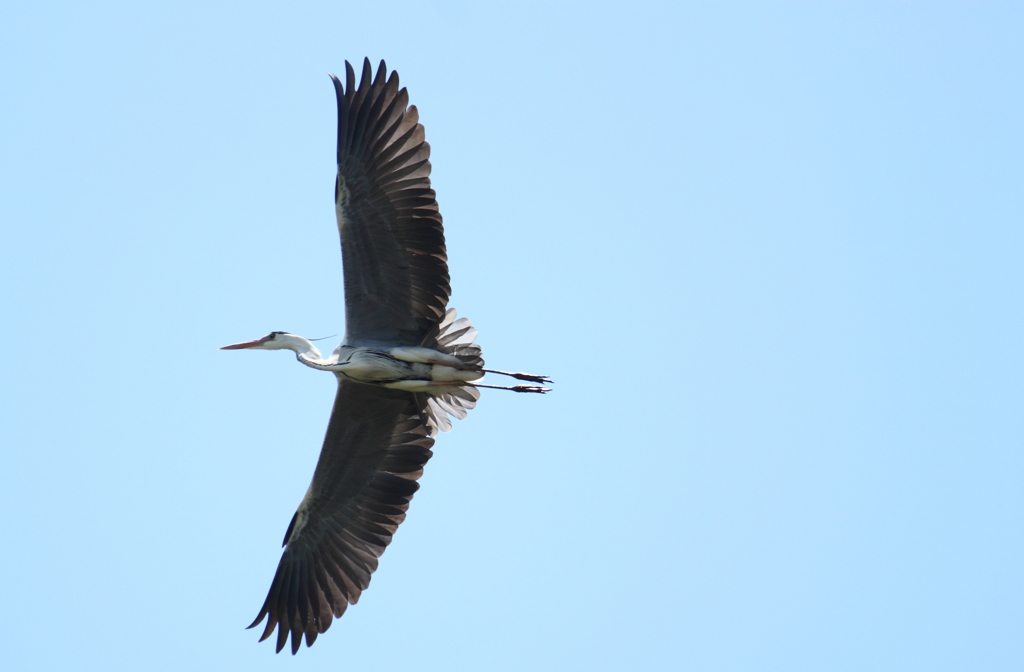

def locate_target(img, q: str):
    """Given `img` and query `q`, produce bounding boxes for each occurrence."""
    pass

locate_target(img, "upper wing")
[332,59,450,347]
[248,380,434,654]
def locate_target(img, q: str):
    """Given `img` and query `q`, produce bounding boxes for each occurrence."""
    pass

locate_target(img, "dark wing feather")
[248,381,433,654]
[332,59,450,346]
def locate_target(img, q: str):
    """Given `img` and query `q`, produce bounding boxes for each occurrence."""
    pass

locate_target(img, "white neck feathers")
[268,334,326,367]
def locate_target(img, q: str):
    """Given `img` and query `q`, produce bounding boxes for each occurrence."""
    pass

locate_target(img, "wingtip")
[275,623,289,653]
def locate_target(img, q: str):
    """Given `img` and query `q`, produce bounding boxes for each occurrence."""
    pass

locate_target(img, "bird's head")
[220,331,304,352]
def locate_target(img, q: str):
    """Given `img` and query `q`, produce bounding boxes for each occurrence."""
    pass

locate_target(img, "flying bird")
[221,59,550,655]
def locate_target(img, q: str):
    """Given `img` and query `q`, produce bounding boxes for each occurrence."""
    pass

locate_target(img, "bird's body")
[225,332,487,390]
[221,59,549,655]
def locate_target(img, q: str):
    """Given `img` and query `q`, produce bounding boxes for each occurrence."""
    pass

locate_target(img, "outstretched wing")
[248,381,433,654]
[332,59,450,347]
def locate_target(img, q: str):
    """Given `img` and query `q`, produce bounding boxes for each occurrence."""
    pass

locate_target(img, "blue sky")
[1,2,1022,670]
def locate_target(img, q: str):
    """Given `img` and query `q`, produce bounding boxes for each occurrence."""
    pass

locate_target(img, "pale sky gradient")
[1,2,1022,670]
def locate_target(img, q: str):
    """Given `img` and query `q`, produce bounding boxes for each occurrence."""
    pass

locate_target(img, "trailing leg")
[467,382,550,394]
[479,368,552,384]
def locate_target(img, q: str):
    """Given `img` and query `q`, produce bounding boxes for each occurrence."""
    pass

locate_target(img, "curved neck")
[297,351,334,371]
[273,335,327,369]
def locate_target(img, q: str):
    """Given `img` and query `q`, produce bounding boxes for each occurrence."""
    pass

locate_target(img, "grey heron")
[221,59,550,655]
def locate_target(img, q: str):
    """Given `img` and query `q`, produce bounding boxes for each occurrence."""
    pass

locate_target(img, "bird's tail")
[419,307,484,368]
[416,308,484,435]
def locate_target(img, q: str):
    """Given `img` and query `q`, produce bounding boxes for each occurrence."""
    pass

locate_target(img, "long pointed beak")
[220,337,268,350]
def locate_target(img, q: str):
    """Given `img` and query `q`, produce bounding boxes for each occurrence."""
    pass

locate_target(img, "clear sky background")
[1,2,1022,670]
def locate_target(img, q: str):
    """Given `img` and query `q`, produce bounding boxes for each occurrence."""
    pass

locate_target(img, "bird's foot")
[509,372,553,384]
[512,385,550,394]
